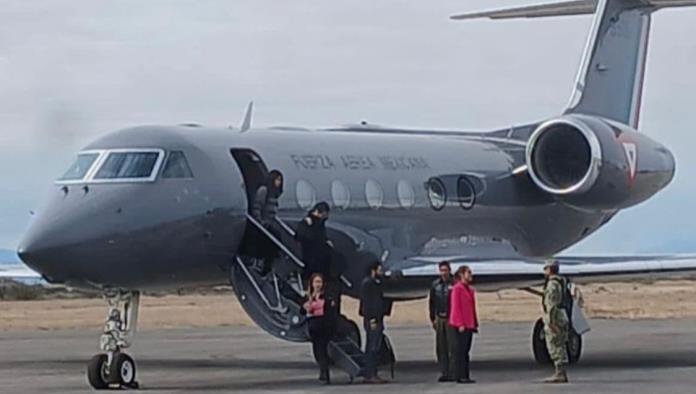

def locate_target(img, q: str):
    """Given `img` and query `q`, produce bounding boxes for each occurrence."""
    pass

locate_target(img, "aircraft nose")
[16,229,63,279]
[16,211,86,282]
[17,238,51,267]
[16,246,30,265]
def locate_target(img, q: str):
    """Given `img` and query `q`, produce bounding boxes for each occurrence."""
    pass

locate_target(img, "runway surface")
[2,319,696,393]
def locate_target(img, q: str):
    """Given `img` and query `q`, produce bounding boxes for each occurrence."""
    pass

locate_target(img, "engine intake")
[524,114,675,210]
[526,118,602,195]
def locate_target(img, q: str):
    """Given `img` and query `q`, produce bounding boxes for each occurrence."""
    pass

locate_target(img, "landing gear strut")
[87,290,140,390]
[532,318,582,365]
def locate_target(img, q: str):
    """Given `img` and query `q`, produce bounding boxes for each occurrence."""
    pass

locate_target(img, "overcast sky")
[0,0,694,253]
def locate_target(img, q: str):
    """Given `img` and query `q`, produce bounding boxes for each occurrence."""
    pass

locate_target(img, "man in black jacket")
[295,202,332,281]
[359,260,387,384]
[429,261,456,382]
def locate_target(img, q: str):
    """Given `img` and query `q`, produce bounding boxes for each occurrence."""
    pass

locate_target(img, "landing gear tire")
[532,318,583,365]
[87,290,141,390]
[567,328,582,364]
[532,318,551,365]
[109,352,138,388]
[87,354,109,390]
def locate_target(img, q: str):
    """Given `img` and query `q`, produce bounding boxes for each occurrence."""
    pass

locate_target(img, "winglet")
[240,101,254,133]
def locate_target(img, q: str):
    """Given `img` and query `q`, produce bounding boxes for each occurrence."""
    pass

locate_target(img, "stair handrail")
[235,256,288,314]
[246,213,305,269]
[275,216,353,289]
[275,216,297,237]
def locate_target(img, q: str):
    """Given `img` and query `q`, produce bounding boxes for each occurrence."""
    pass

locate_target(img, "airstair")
[229,214,308,342]
[230,214,395,380]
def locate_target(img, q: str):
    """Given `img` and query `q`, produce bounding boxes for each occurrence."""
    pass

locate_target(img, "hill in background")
[0,249,19,264]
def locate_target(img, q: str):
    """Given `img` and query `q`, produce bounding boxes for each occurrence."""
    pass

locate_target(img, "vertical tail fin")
[451,0,696,128]
[566,0,651,128]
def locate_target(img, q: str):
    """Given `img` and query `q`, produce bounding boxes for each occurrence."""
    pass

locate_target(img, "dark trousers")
[311,335,331,380]
[453,329,474,380]
[435,317,457,378]
[259,224,281,275]
[309,318,333,381]
[363,319,384,379]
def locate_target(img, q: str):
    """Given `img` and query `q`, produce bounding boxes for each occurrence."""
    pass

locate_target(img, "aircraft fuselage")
[17,119,674,293]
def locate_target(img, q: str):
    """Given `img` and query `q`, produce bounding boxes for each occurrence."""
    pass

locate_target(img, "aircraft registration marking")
[290,154,430,171]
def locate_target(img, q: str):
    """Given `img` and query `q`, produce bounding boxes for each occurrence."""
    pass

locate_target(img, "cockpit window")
[94,151,161,180]
[161,151,194,178]
[58,153,100,181]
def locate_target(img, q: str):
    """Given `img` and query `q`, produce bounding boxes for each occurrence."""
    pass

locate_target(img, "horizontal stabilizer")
[451,0,595,20]
[451,0,696,21]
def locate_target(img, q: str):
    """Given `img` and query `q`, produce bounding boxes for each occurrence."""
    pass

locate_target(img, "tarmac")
[2,319,696,393]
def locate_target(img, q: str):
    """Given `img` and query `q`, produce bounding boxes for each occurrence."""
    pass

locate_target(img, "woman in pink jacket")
[448,265,479,384]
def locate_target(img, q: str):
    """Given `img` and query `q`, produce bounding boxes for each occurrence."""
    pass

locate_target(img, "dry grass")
[1,280,696,331]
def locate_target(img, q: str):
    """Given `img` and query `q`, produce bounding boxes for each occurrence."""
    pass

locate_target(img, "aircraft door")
[229,148,269,215]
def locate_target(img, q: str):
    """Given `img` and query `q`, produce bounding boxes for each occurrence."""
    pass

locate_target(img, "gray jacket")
[252,185,279,224]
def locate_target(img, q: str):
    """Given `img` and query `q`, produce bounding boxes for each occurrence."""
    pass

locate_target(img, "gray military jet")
[15,0,696,389]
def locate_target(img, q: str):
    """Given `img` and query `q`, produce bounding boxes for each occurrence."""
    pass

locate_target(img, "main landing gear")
[87,290,140,390]
[531,318,582,365]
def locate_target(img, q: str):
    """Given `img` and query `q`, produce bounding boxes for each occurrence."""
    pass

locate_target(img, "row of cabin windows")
[57,150,193,183]
[57,150,474,211]
[293,177,470,211]
[295,179,391,210]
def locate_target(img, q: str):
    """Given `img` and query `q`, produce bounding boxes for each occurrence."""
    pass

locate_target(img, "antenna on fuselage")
[239,101,254,133]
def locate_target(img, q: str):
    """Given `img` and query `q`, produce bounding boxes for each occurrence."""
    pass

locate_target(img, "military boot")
[544,364,568,384]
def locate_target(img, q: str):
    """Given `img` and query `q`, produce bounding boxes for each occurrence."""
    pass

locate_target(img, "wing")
[388,254,696,294]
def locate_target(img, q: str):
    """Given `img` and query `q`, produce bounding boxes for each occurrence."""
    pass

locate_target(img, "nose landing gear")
[87,290,140,390]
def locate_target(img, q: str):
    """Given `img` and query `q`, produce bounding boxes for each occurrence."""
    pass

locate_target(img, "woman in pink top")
[302,273,338,384]
[448,265,479,384]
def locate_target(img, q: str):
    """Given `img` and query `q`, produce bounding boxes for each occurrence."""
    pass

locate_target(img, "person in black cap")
[295,202,333,280]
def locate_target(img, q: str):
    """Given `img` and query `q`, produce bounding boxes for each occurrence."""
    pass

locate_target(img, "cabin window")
[397,180,415,208]
[93,150,163,181]
[426,177,446,211]
[296,179,317,210]
[331,180,351,209]
[161,151,194,179]
[365,179,384,209]
[57,152,100,182]
[457,176,475,210]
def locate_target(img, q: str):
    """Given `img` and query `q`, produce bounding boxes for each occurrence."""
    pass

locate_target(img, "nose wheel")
[87,291,141,390]
[87,352,138,389]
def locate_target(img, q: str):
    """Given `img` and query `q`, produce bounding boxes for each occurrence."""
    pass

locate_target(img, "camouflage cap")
[543,259,559,269]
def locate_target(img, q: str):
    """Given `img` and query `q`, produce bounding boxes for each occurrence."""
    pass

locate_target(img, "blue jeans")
[363,319,384,379]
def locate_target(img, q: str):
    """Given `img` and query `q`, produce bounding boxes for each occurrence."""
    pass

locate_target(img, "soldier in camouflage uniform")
[542,260,569,383]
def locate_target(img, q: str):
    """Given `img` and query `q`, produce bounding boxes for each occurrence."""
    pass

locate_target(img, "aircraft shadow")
[5,351,696,372]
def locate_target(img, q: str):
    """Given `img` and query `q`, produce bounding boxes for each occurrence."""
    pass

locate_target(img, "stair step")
[328,338,367,379]
[230,256,309,342]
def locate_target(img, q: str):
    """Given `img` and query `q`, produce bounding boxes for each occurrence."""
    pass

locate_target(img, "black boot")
[319,368,330,384]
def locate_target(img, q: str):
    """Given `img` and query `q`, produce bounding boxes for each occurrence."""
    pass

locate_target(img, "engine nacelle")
[526,114,675,209]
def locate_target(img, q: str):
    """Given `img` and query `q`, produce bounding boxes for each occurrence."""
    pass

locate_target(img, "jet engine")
[525,114,675,209]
